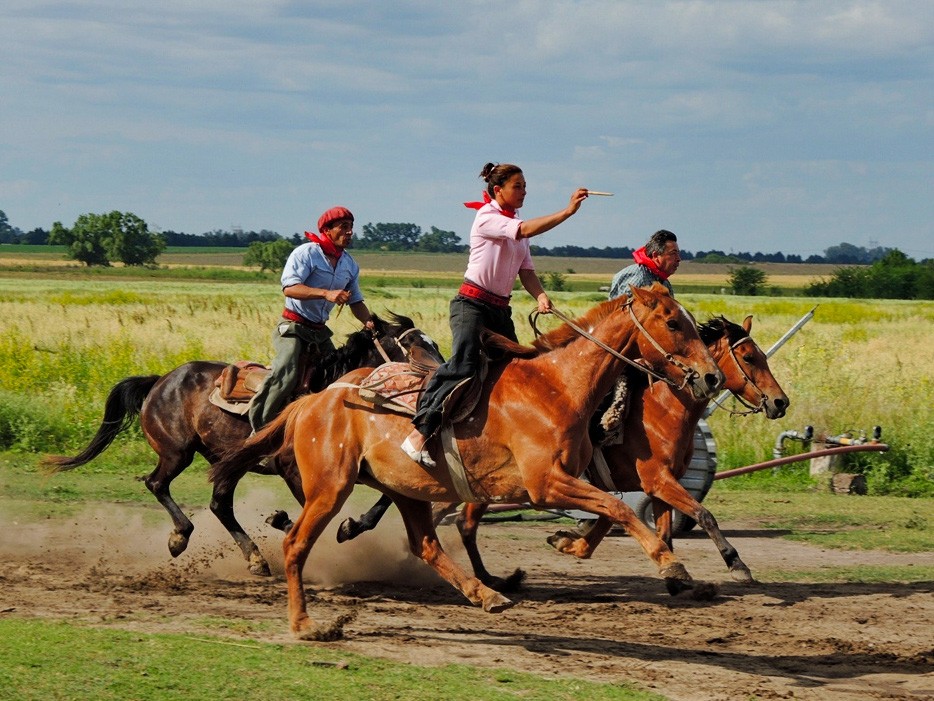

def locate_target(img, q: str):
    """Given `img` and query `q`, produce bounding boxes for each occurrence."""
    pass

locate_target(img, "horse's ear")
[742,315,753,333]
[629,285,657,308]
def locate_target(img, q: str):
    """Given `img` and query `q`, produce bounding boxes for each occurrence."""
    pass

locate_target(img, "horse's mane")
[481,297,627,360]
[697,316,745,347]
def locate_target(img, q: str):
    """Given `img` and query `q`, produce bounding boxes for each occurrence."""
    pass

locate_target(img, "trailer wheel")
[634,495,696,535]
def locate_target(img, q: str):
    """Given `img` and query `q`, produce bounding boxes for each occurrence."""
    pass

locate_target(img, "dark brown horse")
[43,313,441,575]
[338,314,788,590]
[210,284,724,638]
[452,315,789,588]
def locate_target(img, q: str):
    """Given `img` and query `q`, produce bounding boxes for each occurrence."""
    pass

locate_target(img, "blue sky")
[2,1,932,259]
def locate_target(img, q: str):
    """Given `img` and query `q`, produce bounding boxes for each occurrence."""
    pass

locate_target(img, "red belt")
[282,308,326,329]
[458,281,511,309]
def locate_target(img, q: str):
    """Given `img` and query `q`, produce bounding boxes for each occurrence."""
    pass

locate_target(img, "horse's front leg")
[336,493,393,543]
[391,495,514,613]
[645,474,755,584]
[283,483,356,640]
[455,503,525,592]
[530,469,702,596]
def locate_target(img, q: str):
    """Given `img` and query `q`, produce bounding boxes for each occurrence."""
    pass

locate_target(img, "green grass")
[0,619,663,701]
[764,564,933,583]
[702,489,934,552]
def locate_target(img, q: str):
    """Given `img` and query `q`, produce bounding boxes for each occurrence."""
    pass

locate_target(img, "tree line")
[1,209,929,288]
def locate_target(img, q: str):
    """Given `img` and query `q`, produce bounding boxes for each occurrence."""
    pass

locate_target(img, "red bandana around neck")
[632,246,669,280]
[463,191,515,218]
[305,231,343,261]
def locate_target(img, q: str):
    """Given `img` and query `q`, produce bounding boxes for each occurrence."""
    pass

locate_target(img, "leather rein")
[530,301,701,391]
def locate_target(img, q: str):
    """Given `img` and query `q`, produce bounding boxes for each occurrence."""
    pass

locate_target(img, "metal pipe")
[713,442,889,480]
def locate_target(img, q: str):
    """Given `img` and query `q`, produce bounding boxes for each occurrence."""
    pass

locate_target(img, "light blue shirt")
[608,263,673,300]
[281,242,364,324]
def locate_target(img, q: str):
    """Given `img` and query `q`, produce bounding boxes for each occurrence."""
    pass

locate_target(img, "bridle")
[370,326,435,367]
[530,300,701,391]
[717,335,769,416]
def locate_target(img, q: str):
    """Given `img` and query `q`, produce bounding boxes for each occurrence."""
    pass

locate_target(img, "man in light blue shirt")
[249,206,375,432]
[608,230,680,299]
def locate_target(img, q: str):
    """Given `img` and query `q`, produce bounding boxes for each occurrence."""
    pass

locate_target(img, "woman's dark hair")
[480,162,523,197]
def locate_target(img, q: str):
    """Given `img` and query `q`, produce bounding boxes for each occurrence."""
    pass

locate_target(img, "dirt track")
[2,489,932,701]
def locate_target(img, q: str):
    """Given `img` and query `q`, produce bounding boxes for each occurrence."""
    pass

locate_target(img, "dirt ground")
[2,488,932,701]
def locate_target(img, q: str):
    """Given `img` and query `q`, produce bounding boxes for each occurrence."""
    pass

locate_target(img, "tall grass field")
[0,255,931,497]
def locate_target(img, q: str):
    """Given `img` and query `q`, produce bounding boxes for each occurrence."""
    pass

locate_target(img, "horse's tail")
[42,375,161,472]
[208,403,294,494]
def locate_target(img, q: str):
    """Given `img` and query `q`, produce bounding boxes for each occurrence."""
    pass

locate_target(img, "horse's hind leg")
[210,475,272,577]
[144,453,196,558]
[455,503,525,592]
[547,515,614,559]
[392,495,514,613]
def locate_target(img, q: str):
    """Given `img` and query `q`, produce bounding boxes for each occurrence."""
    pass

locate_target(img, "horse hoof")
[266,510,293,532]
[660,563,693,595]
[336,518,360,543]
[168,531,189,558]
[294,611,356,642]
[482,591,514,613]
[728,559,757,584]
[248,558,272,577]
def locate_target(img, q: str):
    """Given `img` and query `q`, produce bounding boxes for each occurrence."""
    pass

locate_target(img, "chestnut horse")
[338,314,789,590]
[210,284,724,638]
[43,313,441,575]
[448,315,789,589]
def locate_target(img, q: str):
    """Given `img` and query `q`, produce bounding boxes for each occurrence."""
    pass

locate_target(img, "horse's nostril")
[705,372,723,391]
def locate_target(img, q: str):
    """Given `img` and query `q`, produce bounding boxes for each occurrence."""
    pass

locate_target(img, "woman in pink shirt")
[402,162,589,467]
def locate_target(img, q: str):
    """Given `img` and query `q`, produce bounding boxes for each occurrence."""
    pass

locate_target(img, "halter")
[532,300,701,391]
[718,335,769,416]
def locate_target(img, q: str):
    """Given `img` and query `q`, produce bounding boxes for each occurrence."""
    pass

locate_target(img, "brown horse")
[210,284,724,638]
[43,313,441,576]
[447,315,789,588]
[340,314,789,590]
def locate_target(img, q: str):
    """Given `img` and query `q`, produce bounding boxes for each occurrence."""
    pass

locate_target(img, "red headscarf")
[632,246,670,280]
[305,206,354,260]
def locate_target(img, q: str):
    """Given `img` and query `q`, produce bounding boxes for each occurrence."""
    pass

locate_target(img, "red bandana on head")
[463,191,515,218]
[304,231,343,260]
[632,246,669,280]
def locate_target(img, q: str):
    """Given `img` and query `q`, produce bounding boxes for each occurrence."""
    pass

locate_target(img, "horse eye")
[666,320,678,331]
[743,354,754,364]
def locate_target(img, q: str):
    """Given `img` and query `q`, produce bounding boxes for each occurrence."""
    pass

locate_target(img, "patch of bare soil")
[1,491,931,701]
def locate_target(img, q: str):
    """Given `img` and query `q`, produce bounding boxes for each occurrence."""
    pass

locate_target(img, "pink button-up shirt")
[463,200,534,298]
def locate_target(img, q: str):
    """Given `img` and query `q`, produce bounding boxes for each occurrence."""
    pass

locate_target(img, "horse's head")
[374,312,444,365]
[701,315,789,419]
[627,284,723,400]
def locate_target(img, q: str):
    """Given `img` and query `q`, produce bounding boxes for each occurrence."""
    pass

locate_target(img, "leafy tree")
[48,211,164,266]
[22,228,48,245]
[0,210,16,243]
[243,239,294,272]
[728,266,768,295]
[106,212,165,265]
[357,222,422,250]
[543,271,568,291]
[49,216,110,266]
[416,226,463,253]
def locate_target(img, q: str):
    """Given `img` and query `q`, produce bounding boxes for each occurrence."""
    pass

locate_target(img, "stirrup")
[401,436,436,469]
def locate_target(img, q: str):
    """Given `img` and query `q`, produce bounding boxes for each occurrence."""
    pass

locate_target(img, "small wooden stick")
[586,191,614,196]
